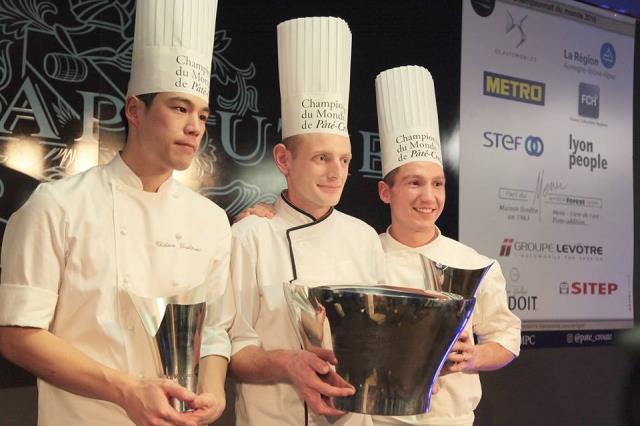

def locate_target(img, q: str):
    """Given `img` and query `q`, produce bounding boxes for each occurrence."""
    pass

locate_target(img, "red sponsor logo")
[570,282,618,295]
[500,238,514,256]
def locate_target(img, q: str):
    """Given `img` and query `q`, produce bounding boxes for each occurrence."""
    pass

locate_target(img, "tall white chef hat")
[277,17,352,139]
[127,0,218,102]
[375,65,442,177]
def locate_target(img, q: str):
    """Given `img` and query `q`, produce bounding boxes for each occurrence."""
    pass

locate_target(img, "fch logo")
[578,83,599,119]
[500,238,514,256]
[600,42,616,69]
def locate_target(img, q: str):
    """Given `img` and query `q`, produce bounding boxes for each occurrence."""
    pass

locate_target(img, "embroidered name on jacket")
[155,234,202,251]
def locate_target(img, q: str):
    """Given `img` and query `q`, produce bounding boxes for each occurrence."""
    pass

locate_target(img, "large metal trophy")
[128,284,207,412]
[283,258,492,416]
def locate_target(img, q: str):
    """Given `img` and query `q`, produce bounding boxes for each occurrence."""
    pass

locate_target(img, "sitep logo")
[483,131,544,157]
[600,42,616,69]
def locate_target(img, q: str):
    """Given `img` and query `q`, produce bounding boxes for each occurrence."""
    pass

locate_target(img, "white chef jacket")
[373,229,521,426]
[230,194,387,426]
[0,154,234,425]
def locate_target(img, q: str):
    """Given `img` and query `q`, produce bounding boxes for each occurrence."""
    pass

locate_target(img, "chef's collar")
[381,225,442,253]
[274,190,333,226]
[108,153,175,195]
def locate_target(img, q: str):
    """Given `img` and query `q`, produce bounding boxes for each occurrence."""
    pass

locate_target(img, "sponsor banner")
[520,329,622,349]
[461,0,635,333]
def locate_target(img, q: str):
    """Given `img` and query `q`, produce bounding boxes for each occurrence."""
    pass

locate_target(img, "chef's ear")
[124,96,144,128]
[273,143,292,175]
[378,180,392,204]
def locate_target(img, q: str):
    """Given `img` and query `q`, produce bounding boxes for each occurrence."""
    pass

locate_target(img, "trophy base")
[333,388,432,416]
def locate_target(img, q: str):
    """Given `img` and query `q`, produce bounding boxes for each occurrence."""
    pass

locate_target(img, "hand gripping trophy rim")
[282,257,492,416]
[128,283,208,412]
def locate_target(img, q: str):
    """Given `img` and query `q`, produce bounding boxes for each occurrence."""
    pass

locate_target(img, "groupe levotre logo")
[500,238,604,257]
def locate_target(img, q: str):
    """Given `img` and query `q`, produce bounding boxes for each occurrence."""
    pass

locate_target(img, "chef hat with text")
[277,17,352,139]
[127,0,218,102]
[375,65,442,177]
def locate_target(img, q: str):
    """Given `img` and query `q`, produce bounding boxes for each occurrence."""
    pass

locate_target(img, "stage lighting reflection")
[3,138,45,180]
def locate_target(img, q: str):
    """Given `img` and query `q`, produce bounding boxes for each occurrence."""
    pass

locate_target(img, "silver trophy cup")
[128,284,207,412]
[283,260,491,416]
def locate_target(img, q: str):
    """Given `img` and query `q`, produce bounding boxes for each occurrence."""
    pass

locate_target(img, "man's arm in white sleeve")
[0,186,200,426]
[445,260,521,373]
[227,230,355,416]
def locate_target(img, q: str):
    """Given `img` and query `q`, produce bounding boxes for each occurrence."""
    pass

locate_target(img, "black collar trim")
[280,191,333,222]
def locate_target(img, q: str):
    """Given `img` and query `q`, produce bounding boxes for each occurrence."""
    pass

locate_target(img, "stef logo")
[524,136,544,157]
[483,131,544,157]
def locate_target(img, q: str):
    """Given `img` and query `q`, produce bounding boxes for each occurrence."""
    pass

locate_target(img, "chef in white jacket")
[0,1,233,425]
[372,65,521,426]
[229,16,386,426]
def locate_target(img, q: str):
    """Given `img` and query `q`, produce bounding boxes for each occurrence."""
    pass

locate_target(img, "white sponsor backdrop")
[460,0,635,331]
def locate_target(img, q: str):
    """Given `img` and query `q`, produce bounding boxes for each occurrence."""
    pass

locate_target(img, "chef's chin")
[172,159,194,172]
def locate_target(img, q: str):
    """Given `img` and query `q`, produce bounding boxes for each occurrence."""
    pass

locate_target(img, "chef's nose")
[185,113,203,136]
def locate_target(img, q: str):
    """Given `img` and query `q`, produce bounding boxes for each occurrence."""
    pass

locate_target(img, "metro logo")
[570,282,618,295]
[483,71,545,106]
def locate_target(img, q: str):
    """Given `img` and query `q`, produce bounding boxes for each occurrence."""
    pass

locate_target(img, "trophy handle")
[421,255,493,298]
